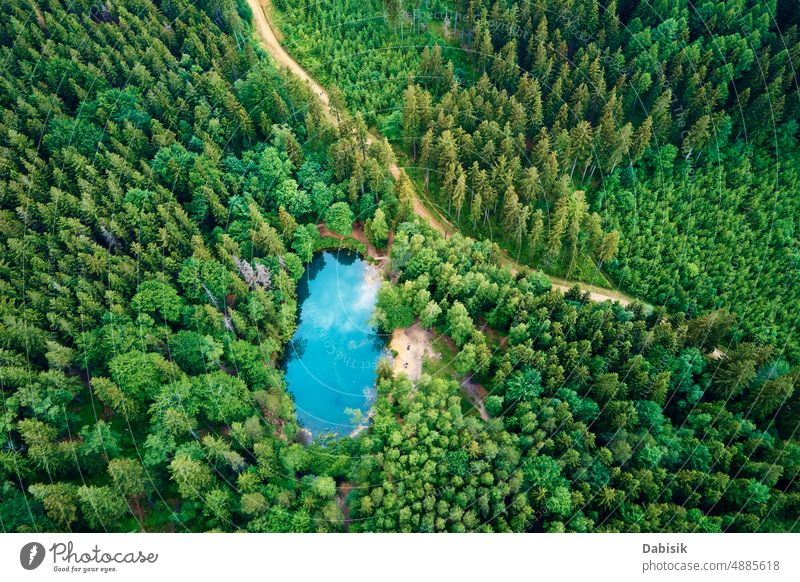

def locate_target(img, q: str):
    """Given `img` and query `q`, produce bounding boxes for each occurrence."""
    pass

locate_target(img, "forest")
[275,0,800,359]
[0,0,394,531]
[361,222,799,532]
[0,0,798,533]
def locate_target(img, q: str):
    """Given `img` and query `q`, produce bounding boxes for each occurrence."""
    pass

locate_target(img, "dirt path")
[461,376,490,421]
[336,482,353,532]
[247,0,638,307]
[248,0,332,114]
[249,0,451,240]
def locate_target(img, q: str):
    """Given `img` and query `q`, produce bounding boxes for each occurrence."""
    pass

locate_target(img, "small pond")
[283,250,385,438]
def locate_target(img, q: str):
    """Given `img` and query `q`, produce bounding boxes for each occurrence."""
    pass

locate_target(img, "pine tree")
[385,0,403,34]
[277,206,299,238]
[328,84,347,124]
[568,121,594,178]
[419,129,435,189]
[528,208,545,259]
[515,73,543,135]
[650,89,673,143]
[437,130,459,208]
[481,182,497,226]
[402,84,420,159]
[491,39,519,91]
[530,17,553,82]
[475,21,494,74]
[570,82,590,120]
[470,189,483,228]
[452,166,467,220]
[682,115,711,160]
[366,207,389,248]
[519,166,542,205]
[597,231,620,266]
[533,128,559,191]
[514,204,531,253]
[596,93,621,174]
[397,173,415,222]
[630,116,653,164]
[501,185,520,233]
[567,190,590,272]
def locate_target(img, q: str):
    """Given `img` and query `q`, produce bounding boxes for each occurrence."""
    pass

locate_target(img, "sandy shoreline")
[389,321,437,382]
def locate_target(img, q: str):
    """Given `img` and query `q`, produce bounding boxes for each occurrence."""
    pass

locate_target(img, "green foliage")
[169,451,213,501]
[293,224,320,263]
[194,372,252,424]
[131,281,186,322]
[324,202,355,236]
[365,207,389,248]
[29,483,79,529]
[350,222,799,532]
[3,0,798,536]
[277,0,800,359]
[78,486,127,530]
[374,283,415,331]
[107,458,148,500]
[599,144,800,359]
[273,0,441,126]
[170,331,223,375]
[0,0,369,533]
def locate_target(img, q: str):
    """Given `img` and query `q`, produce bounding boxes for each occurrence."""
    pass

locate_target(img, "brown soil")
[389,320,437,382]
[390,322,490,421]
[316,222,387,262]
[461,376,490,421]
[336,481,354,532]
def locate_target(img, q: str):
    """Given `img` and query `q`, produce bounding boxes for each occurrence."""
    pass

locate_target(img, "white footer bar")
[1,533,797,581]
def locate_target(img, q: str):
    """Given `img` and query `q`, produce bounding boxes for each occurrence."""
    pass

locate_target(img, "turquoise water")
[284,251,384,438]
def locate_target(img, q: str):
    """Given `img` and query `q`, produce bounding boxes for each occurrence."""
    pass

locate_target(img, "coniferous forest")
[1,0,798,534]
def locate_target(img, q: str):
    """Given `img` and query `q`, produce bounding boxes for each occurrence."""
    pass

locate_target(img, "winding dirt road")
[248,0,330,110]
[246,0,638,307]
[249,1,448,235]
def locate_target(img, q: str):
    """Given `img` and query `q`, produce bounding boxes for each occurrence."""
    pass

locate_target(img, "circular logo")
[20,542,46,570]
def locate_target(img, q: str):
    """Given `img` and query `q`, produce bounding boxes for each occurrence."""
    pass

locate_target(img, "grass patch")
[421,332,458,381]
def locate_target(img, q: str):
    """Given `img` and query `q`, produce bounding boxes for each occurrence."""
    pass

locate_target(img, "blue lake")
[284,250,385,438]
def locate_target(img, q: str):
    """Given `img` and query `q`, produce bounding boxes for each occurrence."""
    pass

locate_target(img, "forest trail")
[336,482,353,532]
[247,0,637,307]
[248,0,331,113]
[461,376,490,422]
[249,1,449,237]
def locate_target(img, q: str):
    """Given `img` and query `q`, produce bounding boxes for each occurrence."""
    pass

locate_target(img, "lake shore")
[316,222,389,264]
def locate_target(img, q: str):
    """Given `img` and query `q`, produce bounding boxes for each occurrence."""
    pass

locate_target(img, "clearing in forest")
[389,321,437,382]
